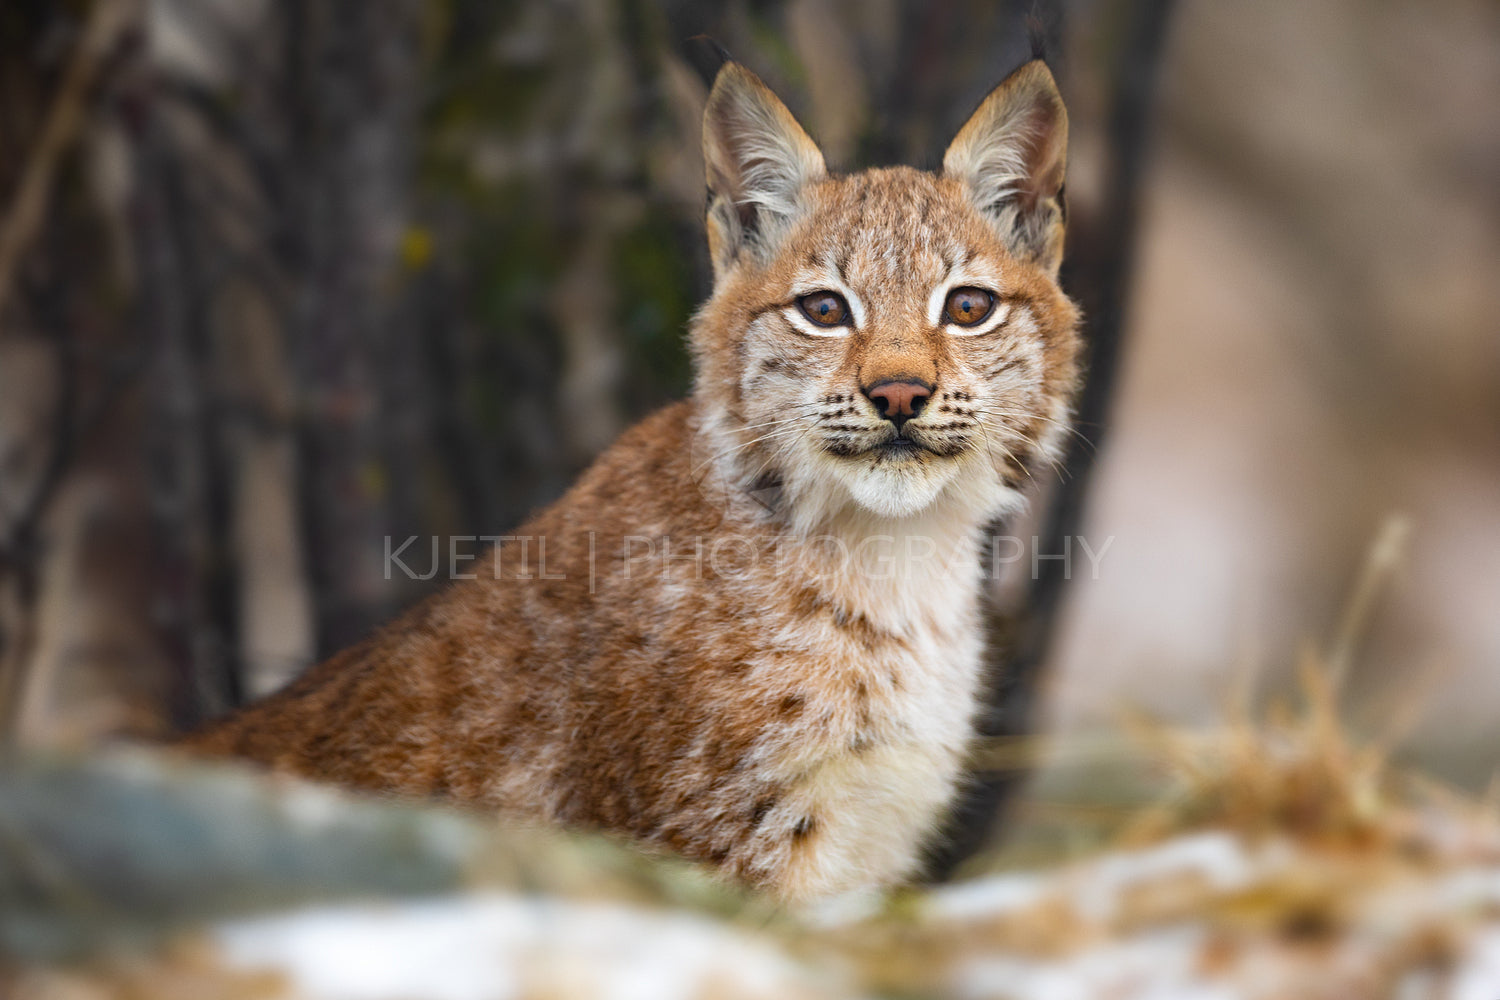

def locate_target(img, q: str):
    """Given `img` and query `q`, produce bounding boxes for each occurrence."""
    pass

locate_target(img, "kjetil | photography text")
[383,532,1116,585]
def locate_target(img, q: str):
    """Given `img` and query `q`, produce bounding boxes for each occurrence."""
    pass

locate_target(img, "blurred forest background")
[0,0,1496,863]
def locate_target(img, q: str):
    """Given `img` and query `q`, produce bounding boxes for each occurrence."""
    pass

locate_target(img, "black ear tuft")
[1025,4,1064,63]
[1026,14,1048,61]
[685,35,734,88]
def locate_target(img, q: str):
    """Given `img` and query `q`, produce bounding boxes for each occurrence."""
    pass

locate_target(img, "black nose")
[863,380,931,430]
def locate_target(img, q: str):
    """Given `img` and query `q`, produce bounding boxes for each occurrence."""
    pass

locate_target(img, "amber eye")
[944,287,995,327]
[797,291,850,328]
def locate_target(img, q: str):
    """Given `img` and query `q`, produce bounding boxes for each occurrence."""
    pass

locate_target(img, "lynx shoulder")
[186,59,1080,902]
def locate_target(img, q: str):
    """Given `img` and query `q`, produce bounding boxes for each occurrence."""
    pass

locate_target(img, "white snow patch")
[924,873,1050,923]
[213,893,837,1000]
[949,926,1233,1000]
[1449,925,1500,1000]
[1068,832,1262,925]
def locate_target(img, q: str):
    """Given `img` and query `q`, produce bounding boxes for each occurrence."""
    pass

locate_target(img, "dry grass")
[1118,652,1399,848]
[1113,516,1498,851]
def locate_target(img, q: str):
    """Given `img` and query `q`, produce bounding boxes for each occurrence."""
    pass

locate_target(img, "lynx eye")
[797,291,850,328]
[944,287,995,327]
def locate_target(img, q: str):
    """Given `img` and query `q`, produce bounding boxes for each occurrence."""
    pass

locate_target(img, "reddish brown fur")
[190,408,902,882]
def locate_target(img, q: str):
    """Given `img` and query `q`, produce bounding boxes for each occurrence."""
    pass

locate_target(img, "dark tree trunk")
[282,0,425,657]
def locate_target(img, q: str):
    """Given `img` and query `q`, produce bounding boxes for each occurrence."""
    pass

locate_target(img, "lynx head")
[690,60,1080,529]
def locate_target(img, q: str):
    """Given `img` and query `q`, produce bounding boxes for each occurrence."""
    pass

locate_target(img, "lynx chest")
[747,557,988,898]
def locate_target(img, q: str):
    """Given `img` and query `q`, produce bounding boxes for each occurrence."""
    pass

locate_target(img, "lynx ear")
[703,63,826,279]
[943,60,1069,275]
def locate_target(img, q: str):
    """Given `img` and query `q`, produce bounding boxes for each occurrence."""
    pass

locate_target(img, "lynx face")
[692,62,1080,527]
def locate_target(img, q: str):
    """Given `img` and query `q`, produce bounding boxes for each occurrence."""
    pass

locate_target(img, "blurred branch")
[1327,513,1411,694]
[926,0,1178,881]
[163,79,290,226]
[0,0,137,325]
[0,0,140,743]
[0,313,76,746]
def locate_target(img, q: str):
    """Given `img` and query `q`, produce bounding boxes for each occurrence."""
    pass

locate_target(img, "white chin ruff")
[779,445,1021,534]
[841,458,959,518]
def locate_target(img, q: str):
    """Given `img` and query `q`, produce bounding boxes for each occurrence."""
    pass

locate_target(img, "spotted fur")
[186,59,1081,903]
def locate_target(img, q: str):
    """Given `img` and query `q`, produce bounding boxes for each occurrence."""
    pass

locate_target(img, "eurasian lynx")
[188,58,1080,902]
